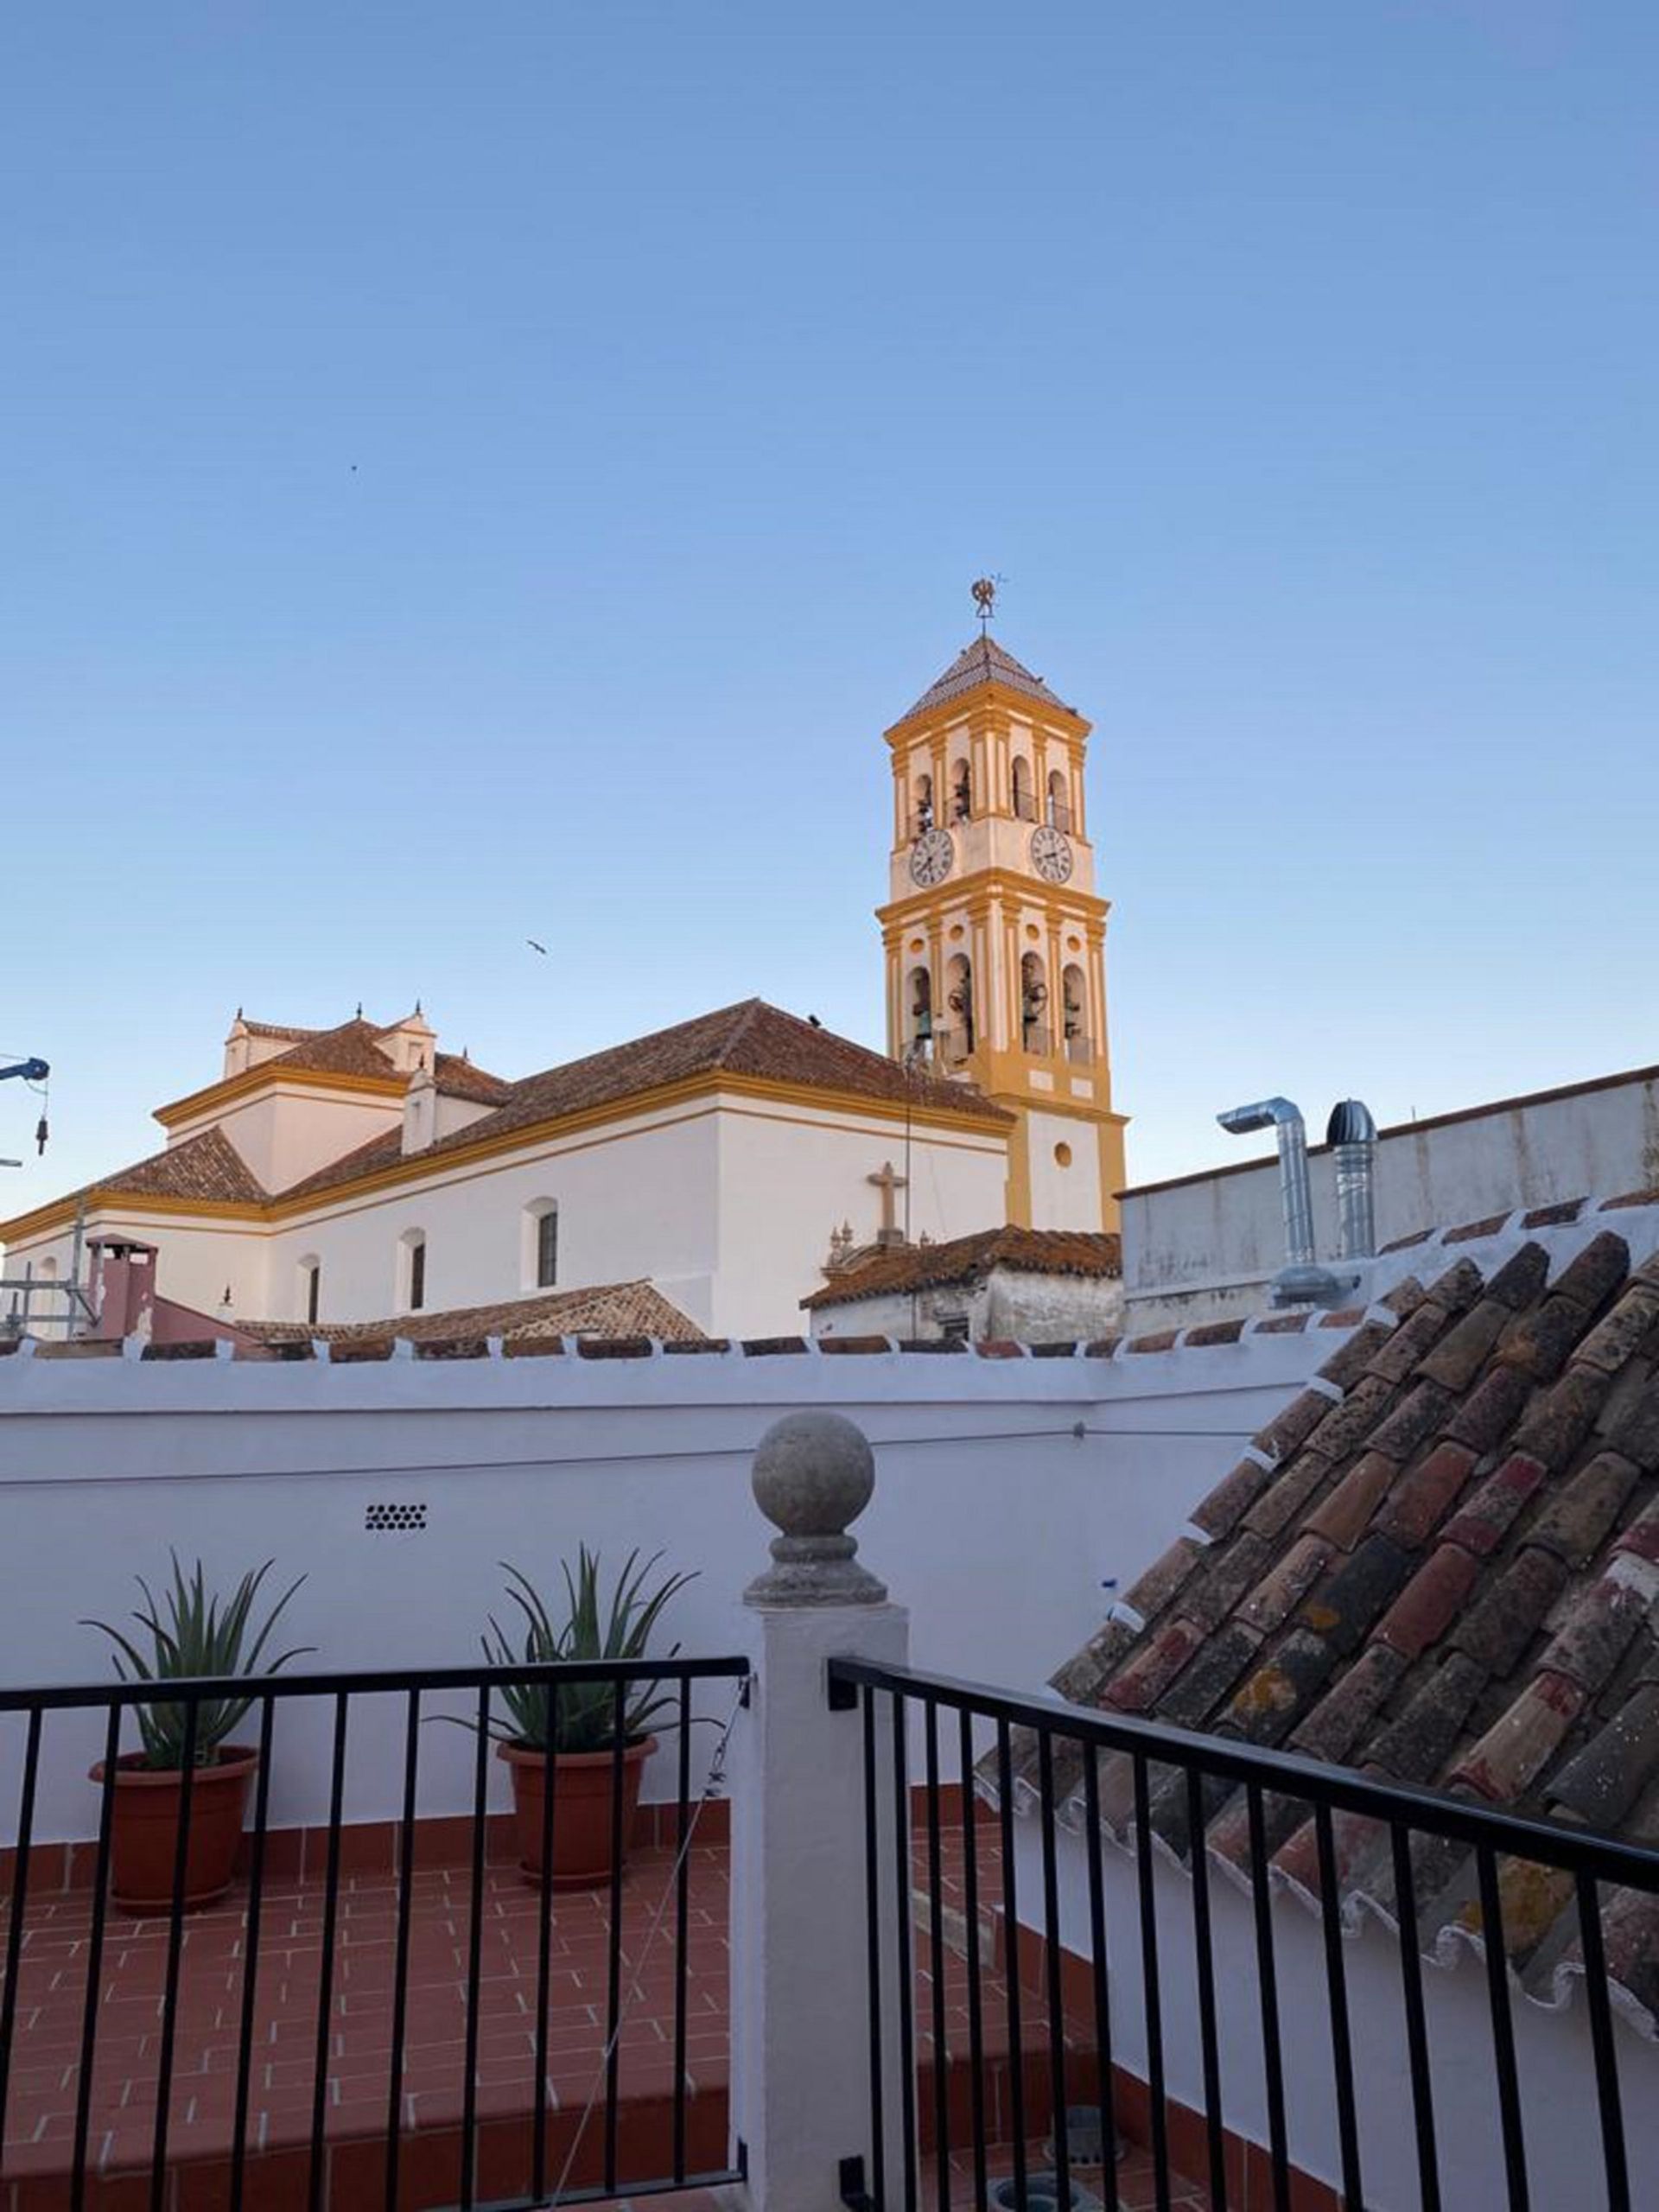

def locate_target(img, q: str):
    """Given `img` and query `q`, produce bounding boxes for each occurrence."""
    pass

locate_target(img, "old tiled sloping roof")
[74,1127,271,1208]
[803,1226,1122,1311]
[271,1001,1010,1207]
[239,1020,322,1044]
[1011,1231,1659,2034]
[243,1281,704,1347]
[258,1019,407,1082]
[432,1053,513,1106]
[897,636,1080,724]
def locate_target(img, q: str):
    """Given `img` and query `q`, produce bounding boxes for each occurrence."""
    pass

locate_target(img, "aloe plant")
[482,1548,696,1754]
[82,1555,312,1770]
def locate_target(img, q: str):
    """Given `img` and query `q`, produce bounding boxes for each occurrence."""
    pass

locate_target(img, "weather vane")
[970,576,998,632]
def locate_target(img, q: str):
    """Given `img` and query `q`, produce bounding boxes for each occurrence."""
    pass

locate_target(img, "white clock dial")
[1030,825,1074,884]
[909,828,956,888]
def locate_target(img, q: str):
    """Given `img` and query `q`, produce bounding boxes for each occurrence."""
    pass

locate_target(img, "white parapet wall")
[0,1322,1343,1844]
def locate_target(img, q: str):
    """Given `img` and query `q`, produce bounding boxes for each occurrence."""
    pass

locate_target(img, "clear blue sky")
[3,2,1656,1217]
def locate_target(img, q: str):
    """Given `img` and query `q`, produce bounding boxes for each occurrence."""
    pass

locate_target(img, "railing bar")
[1474,1844,1529,2211]
[603,1680,626,2196]
[231,1695,277,2212]
[531,1673,560,2206]
[821,1662,1659,1889]
[1082,1749,1121,2212]
[956,1707,989,2212]
[0,1707,43,2159]
[385,1688,421,2212]
[861,1687,888,2212]
[1184,1766,1227,2212]
[892,1688,918,2212]
[995,1719,1027,2212]
[1132,1753,1171,2212]
[1245,1784,1290,2212]
[70,1701,121,2212]
[0,1654,751,1713]
[1038,1731,1071,2212]
[1312,1802,1364,2212]
[308,1692,349,2212]
[1575,1869,1630,2212]
[1389,1821,1441,2212]
[923,1698,950,2212]
[459,1680,491,2211]
[149,1698,200,2212]
[673,1675,692,2188]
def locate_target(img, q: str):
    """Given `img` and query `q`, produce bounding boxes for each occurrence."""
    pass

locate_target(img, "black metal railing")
[829,1656,1659,2212]
[0,1656,747,2212]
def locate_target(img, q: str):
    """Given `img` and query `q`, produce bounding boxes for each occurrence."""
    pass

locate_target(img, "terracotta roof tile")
[432,1052,513,1106]
[894,635,1078,723]
[261,1018,404,1082]
[72,1126,270,1209]
[242,1280,704,1348]
[1007,1235,1659,2032]
[802,1224,1119,1312]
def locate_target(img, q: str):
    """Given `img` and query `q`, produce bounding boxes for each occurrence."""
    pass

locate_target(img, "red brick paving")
[1,1818,1210,2209]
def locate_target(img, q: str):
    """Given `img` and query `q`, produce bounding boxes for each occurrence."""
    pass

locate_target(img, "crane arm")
[1,1058,49,1085]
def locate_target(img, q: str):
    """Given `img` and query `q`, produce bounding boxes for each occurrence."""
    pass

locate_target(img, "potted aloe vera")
[481,1548,694,1890]
[84,1555,310,1912]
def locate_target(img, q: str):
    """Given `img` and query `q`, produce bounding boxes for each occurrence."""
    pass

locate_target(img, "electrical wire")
[0,1423,1264,1493]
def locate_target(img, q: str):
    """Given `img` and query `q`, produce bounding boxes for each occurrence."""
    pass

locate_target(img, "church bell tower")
[876,597,1128,1230]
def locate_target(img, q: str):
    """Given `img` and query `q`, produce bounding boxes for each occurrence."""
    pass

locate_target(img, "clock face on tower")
[909,828,956,887]
[1030,825,1074,884]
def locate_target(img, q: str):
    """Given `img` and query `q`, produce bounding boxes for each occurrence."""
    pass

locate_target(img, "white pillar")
[730,1411,912,2212]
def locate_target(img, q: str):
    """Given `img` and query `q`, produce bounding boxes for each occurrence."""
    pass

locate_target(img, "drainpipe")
[1326,1098,1378,1262]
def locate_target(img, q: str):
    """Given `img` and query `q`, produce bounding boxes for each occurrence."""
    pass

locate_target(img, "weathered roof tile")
[1376,1441,1480,1548]
[1528,1452,1641,1567]
[1448,1547,1569,1675]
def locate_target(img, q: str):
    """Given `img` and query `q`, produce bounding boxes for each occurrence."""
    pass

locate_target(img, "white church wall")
[0,1321,1332,1844]
[168,1084,401,1192]
[1027,1107,1105,1229]
[264,1103,726,1327]
[709,1092,1007,1340]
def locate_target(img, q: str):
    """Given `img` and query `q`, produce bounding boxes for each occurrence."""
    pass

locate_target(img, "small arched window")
[913,772,934,836]
[1046,770,1070,832]
[1021,951,1049,1052]
[524,1199,559,1290]
[399,1229,427,1313]
[951,757,971,823]
[908,966,933,1046]
[944,953,974,1059]
[1011,756,1034,822]
[298,1255,321,1326]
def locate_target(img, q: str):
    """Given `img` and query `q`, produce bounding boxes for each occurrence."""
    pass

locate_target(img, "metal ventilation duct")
[1326,1097,1378,1262]
[1217,1096,1317,1268]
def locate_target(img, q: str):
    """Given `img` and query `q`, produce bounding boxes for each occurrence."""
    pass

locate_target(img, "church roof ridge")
[893,634,1080,726]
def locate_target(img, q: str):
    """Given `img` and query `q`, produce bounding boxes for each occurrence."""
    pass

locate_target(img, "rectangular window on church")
[304,1263,320,1325]
[537,1208,558,1288]
[409,1239,426,1311]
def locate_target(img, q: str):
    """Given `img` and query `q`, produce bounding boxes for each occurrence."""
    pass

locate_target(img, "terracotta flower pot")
[90,1745,259,1914]
[500,1736,656,1891]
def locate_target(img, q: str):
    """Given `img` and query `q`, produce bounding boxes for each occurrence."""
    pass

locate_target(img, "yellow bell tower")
[876,604,1128,1230]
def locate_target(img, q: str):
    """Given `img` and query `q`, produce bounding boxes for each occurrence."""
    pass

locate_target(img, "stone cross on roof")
[868,1160,908,1249]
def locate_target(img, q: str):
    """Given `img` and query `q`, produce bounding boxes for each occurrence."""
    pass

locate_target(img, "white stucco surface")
[1123,1066,1659,1328]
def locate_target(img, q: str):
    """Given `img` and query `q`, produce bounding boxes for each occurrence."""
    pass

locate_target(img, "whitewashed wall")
[810,1268,1123,1344]
[1124,1068,1659,1327]
[0,1326,1327,1846]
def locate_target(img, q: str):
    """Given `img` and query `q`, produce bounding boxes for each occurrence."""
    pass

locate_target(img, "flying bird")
[527,939,548,956]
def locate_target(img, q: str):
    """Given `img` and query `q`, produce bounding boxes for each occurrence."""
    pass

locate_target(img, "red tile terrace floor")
[0,1819,1210,2209]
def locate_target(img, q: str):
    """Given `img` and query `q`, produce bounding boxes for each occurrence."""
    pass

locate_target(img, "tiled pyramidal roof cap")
[999,1229,1659,2037]
[895,635,1079,722]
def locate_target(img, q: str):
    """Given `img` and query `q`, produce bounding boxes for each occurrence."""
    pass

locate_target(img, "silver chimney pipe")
[1326,1098,1378,1262]
[1217,1096,1316,1268]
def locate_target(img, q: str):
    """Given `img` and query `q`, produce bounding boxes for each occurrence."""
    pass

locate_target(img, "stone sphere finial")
[747,1410,887,1607]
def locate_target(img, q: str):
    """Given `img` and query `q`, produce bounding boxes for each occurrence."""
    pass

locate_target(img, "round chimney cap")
[1325,1098,1377,1145]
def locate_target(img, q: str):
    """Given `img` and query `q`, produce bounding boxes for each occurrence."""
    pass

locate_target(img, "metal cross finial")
[970,576,997,631]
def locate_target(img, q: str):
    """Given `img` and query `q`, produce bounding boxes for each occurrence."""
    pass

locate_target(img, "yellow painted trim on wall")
[3,1071,1013,1247]
[156,1063,405,1129]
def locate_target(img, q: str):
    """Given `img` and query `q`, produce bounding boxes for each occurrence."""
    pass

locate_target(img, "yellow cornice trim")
[4,1071,1012,1248]
[882,679,1093,749]
[156,1062,406,1128]
[876,873,1112,926]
